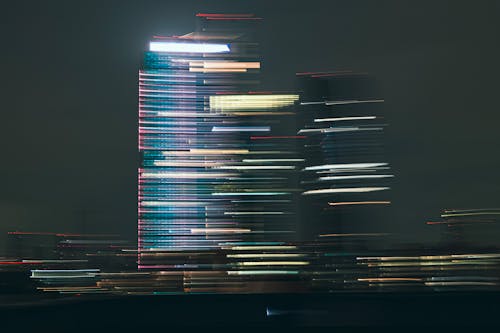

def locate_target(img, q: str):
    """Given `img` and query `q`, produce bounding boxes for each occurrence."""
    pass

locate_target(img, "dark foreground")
[1,292,500,329]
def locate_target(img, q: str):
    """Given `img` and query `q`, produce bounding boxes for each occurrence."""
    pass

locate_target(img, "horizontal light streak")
[187,60,260,73]
[328,201,391,207]
[22,259,88,263]
[357,254,500,261]
[140,201,211,207]
[31,269,100,279]
[227,253,306,258]
[441,212,500,218]
[316,167,390,174]
[212,192,289,196]
[242,159,305,163]
[210,94,299,111]
[361,261,497,267]
[425,282,498,286]
[215,165,295,170]
[314,116,376,122]
[227,270,299,275]
[211,126,270,132]
[223,246,297,251]
[155,150,286,156]
[141,172,236,179]
[149,41,230,53]
[154,112,221,118]
[298,127,383,134]
[190,228,251,234]
[223,211,285,215]
[319,174,393,181]
[358,278,422,282]
[300,99,384,106]
[189,68,247,73]
[162,149,249,155]
[325,99,384,105]
[319,232,390,238]
[302,187,390,195]
[304,163,388,171]
[237,261,309,266]
[189,61,260,69]
[152,161,224,167]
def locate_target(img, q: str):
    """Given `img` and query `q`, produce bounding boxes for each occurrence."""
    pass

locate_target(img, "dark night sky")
[0,0,499,250]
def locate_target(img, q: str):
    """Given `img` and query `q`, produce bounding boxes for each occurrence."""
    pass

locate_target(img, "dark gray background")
[1,0,499,251]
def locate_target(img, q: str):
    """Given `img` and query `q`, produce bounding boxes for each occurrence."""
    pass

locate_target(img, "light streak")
[140,172,236,179]
[303,163,388,171]
[212,192,289,196]
[149,41,230,53]
[227,270,299,275]
[190,228,251,234]
[319,175,393,181]
[358,278,422,282]
[215,165,295,170]
[211,126,270,132]
[223,211,285,215]
[328,201,391,207]
[298,127,383,134]
[314,116,377,122]
[300,99,384,106]
[227,253,306,258]
[237,261,309,266]
[242,159,305,163]
[224,246,297,251]
[320,233,390,238]
[210,94,299,111]
[302,187,390,195]
[441,212,500,218]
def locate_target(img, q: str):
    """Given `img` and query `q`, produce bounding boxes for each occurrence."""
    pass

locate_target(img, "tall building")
[138,15,300,276]
[297,72,391,241]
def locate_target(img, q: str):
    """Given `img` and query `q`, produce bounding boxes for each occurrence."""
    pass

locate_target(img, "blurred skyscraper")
[138,14,300,273]
[297,72,391,242]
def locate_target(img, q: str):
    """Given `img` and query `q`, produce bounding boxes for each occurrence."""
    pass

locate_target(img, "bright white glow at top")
[149,41,230,53]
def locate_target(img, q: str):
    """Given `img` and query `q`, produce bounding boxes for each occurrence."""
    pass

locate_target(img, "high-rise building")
[138,15,300,274]
[297,72,391,241]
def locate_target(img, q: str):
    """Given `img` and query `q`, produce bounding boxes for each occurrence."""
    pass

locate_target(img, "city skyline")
[1,0,499,250]
[1,2,500,328]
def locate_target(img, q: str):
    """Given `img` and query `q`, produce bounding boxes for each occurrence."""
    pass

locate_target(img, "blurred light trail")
[303,163,388,171]
[314,116,377,122]
[302,187,390,195]
[149,41,230,53]
[328,201,391,207]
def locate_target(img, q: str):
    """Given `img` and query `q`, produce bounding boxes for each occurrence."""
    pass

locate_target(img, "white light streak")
[212,192,289,196]
[227,253,306,258]
[149,41,230,53]
[242,159,305,163]
[237,261,309,266]
[211,126,270,132]
[190,228,251,234]
[141,172,235,179]
[314,116,377,123]
[216,165,295,170]
[227,270,299,275]
[319,174,394,181]
[304,163,388,171]
[302,187,390,195]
